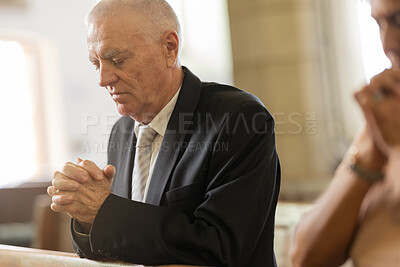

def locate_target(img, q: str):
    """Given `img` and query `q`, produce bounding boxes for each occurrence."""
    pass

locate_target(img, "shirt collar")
[134,86,182,138]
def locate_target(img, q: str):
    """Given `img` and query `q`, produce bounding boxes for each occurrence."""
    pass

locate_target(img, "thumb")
[103,165,116,183]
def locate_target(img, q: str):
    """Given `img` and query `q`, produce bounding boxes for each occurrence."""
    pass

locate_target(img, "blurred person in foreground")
[46,0,281,266]
[291,0,400,266]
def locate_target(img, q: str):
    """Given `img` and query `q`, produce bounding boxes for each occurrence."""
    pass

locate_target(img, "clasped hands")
[47,158,116,229]
[355,68,400,157]
[354,68,400,197]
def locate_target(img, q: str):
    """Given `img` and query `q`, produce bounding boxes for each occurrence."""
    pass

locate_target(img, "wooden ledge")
[0,244,204,267]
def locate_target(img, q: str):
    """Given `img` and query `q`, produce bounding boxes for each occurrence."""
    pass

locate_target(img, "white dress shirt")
[133,87,181,202]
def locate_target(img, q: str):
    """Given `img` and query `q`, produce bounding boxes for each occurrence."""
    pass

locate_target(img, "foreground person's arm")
[291,130,385,267]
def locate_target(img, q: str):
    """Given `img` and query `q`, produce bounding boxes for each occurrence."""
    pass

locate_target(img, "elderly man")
[47,0,280,266]
[291,0,400,266]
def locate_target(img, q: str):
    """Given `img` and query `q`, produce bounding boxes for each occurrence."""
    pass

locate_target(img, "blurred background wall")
[0,0,392,265]
[228,0,389,200]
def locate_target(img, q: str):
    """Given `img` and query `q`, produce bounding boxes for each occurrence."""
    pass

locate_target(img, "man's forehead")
[86,18,143,45]
[88,17,153,48]
[88,7,145,28]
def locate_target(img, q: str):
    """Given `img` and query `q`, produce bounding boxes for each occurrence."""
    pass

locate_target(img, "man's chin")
[116,104,135,117]
[389,56,400,70]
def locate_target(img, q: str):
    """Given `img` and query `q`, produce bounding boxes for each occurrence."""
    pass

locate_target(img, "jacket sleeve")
[71,219,112,260]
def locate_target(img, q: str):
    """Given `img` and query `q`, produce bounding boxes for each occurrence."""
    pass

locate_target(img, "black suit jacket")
[71,67,281,266]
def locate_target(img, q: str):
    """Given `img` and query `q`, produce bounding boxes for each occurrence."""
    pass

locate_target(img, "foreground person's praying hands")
[356,68,400,201]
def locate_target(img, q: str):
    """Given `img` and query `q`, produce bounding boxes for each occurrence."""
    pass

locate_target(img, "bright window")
[357,1,391,81]
[167,0,233,84]
[0,40,38,186]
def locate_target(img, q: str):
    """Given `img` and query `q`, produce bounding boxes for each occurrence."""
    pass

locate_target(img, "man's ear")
[163,30,180,68]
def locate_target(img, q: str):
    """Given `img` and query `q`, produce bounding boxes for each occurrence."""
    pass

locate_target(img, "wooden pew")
[0,244,203,267]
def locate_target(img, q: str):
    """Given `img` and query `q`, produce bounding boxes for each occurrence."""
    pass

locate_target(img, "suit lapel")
[146,67,202,205]
[112,122,136,199]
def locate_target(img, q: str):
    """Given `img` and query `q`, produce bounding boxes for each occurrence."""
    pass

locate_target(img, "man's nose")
[98,63,118,87]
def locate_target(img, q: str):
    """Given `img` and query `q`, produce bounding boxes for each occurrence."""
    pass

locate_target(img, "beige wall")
[227,0,365,200]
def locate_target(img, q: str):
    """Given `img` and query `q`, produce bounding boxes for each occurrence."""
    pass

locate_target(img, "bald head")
[87,0,181,45]
[86,0,184,122]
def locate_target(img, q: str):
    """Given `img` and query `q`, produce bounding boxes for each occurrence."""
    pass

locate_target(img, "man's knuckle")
[51,203,61,212]
[82,160,92,167]
[65,164,89,182]
[52,195,59,203]
[79,173,89,182]
[55,178,64,187]
[73,181,81,190]
[72,167,87,180]
[81,168,89,177]
[60,196,67,204]
[63,162,73,172]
